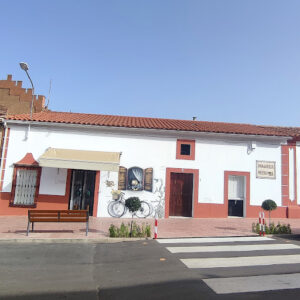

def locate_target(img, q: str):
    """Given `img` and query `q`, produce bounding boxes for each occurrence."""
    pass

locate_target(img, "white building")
[1,111,300,219]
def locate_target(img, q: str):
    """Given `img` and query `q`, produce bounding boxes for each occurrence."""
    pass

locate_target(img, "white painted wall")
[297,144,300,205]
[39,167,68,195]
[289,148,295,201]
[195,140,282,206]
[3,124,285,217]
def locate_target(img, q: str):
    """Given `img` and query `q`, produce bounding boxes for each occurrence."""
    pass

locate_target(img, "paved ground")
[1,236,300,299]
[2,215,300,239]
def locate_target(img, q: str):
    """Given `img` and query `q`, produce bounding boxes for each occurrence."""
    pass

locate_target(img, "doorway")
[69,170,96,216]
[228,175,245,217]
[169,173,193,217]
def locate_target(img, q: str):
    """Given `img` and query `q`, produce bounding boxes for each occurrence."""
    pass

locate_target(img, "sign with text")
[256,161,276,179]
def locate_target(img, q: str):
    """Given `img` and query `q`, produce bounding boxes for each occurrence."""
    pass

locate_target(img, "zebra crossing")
[157,236,300,294]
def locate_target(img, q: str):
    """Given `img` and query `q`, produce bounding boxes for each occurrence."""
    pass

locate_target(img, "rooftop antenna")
[46,79,52,109]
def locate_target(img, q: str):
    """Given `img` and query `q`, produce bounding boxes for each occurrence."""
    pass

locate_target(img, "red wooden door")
[170,173,193,217]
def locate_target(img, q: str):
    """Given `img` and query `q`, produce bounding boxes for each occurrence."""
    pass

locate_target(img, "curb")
[155,234,260,239]
[268,234,299,238]
[0,237,150,244]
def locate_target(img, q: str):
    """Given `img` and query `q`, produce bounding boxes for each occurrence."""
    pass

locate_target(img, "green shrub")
[262,199,277,211]
[261,199,277,225]
[125,197,141,214]
[108,222,151,238]
[252,222,260,234]
[252,222,291,235]
[119,222,130,237]
[145,224,151,237]
[109,224,117,237]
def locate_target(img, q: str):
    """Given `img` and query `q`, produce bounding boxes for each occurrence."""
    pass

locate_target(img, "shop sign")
[256,161,276,179]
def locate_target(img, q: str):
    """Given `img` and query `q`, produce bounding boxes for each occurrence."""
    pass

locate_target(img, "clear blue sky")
[1,0,300,126]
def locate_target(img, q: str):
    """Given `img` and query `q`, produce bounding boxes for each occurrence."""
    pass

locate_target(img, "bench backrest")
[28,210,89,222]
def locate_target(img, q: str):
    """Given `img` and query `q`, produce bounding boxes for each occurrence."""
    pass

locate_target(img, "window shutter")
[118,166,127,190]
[144,168,153,192]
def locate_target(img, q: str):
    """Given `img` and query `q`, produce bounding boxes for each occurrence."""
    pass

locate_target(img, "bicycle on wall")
[107,192,153,218]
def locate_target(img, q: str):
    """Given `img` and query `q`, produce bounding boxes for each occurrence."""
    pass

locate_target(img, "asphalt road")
[1,236,300,299]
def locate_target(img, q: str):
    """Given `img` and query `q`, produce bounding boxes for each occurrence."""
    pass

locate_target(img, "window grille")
[13,169,37,205]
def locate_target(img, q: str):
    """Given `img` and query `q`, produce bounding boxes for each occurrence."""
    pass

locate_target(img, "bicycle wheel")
[107,201,117,217]
[111,201,126,218]
[136,201,151,218]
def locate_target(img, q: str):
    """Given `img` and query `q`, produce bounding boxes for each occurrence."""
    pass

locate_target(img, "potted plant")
[125,197,141,237]
[262,199,277,225]
[111,189,122,200]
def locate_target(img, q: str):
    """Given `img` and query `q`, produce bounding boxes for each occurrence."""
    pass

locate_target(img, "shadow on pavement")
[1,290,97,300]
[3,279,300,300]
[275,234,300,242]
[1,279,214,300]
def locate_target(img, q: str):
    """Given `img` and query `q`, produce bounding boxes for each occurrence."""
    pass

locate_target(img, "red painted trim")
[281,145,289,205]
[224,171,250,217]
[14,153,39,167]
[165,168,199,218]
[66,169,99,216]
[176,139,195,160]
[10,166,41,207]
[288,206,300,218]
[281,144,297,206]
[0,128,10,191]
[93,171,100,217]
[0,169,72,215]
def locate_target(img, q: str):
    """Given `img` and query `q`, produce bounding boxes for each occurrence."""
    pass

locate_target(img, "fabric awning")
[38,148,120,171]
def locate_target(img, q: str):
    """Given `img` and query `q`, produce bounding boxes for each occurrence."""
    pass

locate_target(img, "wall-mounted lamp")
[247,141,256,154]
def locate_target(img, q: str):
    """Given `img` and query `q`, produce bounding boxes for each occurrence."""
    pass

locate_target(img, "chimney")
[192,117,197,121]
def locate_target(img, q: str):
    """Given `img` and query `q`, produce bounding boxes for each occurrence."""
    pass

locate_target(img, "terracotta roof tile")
[5,111,300,137]
[14,153,39,166]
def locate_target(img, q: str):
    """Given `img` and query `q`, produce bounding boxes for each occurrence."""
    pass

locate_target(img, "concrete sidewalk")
[1,216,300,240]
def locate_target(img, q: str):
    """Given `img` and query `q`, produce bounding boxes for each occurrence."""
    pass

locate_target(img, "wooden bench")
[27,209,89,236]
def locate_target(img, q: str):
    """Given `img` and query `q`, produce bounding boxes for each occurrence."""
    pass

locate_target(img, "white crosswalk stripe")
[167,243,300,253]
[182,254,300,268]
[157,236,300,294]
[157,236,273,244]
[203,273,300,294]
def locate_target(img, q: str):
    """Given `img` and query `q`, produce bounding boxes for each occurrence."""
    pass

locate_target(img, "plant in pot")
[261,199,277,225]
[125,197,141,237]
[111,189,121,200]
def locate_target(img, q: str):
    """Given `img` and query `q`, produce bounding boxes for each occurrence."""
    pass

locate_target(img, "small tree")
[261,199,277,225]
[125,197,141,237]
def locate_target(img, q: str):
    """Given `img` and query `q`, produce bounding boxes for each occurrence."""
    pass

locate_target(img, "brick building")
[0,74,45,116]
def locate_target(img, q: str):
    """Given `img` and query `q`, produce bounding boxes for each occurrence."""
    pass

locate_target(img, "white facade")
[1,121,290,218]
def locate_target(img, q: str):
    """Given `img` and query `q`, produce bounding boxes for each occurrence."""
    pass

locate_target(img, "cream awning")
[38,148,120,171]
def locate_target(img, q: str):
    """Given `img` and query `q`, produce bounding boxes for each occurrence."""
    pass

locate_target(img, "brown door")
[170,173,193,217]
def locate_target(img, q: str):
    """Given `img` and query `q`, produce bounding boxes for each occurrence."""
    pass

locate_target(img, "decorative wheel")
[111,201,126,218]
[136,201,151,218]
[107,201,117,217]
